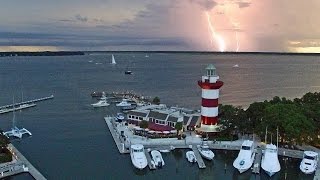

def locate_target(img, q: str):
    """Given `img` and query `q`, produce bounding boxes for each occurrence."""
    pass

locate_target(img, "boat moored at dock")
[197,144,214,160]
[233,140,255,173]
[150,150,165,168]
[261,144,281,177]
[300,151,318,174]
[130,144,148,170]
[91,99,110,107]
[186,151,197,163]
[116,99,132,107]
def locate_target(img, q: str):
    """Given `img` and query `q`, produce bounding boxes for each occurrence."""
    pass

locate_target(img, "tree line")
[218,92,320,146]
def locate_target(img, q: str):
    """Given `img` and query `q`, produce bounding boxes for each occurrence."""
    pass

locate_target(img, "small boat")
[186,151,197,163]
[233,140,255,173]
[145,54,149,58]
[151,150,165,168]
[111,54,116,65]
[125,70,133,75]
[88,60,93,63]
[198,144,214,160]
[261,144,281,177]
[233,64,239,68]
[95,62,102,65]
[300,151,318,174]
[116,99,132,107]
[130,144,148,170]
[116,113,125,121]
[91,99,110,107]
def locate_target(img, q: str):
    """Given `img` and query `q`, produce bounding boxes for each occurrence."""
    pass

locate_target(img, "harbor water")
[0,53,319,179]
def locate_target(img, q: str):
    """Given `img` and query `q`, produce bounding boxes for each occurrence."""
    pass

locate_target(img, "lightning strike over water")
[205,11,225,52]
[224,5,240,52]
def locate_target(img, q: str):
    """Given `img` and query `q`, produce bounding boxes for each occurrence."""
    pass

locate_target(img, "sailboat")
[4,97,32,139]
[111,54,116,65]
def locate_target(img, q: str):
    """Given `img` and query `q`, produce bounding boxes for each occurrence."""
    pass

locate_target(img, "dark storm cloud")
[189,0,217,10]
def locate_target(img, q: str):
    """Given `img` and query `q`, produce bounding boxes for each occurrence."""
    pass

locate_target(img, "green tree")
[175,121,183,136]
[152,97,160,105]
[139,120,149,129]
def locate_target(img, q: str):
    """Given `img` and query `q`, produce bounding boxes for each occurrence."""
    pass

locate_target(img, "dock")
[7,144,46,180]
[314,160,320,180]
[144,150,156,170]
[0,103,37,114]
[278,147,304,159]
[0,161,28,178]
[191,146,206,169]
[0,95,54,110]
[104,117,129,154]
[252,148,262,174]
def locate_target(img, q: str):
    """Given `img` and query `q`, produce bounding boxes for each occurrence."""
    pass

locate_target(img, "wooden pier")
[0,95,54,110]
[278,147,304,159]
[0,103,37,114]
[192,146,206,169]
[104,117,129,154]
[144,150,156,170]
[252,148,262,174]
[7,144,47,180]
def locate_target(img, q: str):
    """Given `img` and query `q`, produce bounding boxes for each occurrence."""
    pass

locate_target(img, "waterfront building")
[197,64,224,133]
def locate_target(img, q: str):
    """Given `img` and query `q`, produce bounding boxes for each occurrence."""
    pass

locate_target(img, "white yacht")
[111,54,116,65]
[198,144,214,160]
[130,144,148,170]
[116,113,125,121]
[151,150,165,168]
[233,140,255,173]
[116,99,131,107]
[233,64,239,68]
[300,151,318,174]
[261,144,281,177]
[186,151,197,163]
[91,99,110,107]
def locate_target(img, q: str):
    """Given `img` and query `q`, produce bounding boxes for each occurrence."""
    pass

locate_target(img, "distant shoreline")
[0,51,319,57]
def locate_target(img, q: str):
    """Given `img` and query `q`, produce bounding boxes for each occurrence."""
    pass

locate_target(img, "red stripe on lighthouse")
[201,116,218,125]
[201,98,218,107]
[198,80,224,89]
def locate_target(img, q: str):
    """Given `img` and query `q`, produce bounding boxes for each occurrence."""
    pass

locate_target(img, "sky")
[0,0,319,52]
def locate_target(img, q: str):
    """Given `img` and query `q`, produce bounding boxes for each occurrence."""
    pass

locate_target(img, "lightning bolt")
[205,11,226,52]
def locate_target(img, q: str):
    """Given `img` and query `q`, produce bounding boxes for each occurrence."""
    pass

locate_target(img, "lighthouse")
[197,64,223,132]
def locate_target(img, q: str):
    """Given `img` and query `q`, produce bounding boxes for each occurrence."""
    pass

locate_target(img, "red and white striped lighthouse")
[197,64,223,132]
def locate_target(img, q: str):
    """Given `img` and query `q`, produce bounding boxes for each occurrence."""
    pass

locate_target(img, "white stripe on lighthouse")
[201,106,218,117]
[202,89,219,99]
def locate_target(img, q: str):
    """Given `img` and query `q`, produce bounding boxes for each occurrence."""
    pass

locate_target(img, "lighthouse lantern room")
[197,64,224,133]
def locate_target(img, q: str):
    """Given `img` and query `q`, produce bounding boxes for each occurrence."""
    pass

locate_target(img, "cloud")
[237,1,251,8]
[189,0,217,10]
[75,14,88,22]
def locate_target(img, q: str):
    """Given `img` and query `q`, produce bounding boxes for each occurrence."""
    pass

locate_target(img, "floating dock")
[104,117,129,154]
[0,103,37,114]
[278,147,304,159]
[7,144,47,180]
[252,148,262,174]
[0,161,28,178]
[191,146,206,169]
[0,95,54,110]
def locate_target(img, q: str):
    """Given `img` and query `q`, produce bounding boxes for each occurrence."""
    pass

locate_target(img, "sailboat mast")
[12,96,16,128]
[277,126,279,148]
[265,126,268,143]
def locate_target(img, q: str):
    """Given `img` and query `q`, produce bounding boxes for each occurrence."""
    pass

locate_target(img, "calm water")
[0,53,319,179]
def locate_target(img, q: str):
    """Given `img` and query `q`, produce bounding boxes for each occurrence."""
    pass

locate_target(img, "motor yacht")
[198,144,214,160]
[233,140,255,173]
[116,99,131,107]
[91,99,109,107]
[261,144,281,177]
[300,151,318,174]
[130,144,148,170]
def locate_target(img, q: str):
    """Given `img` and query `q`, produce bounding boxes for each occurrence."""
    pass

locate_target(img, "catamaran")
[111,54,116,65]
[233,140,255,173]
[130,144,148,170]
[300,151,318,174]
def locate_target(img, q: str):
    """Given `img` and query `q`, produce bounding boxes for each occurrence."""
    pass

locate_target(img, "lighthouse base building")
[196,64,223,133]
